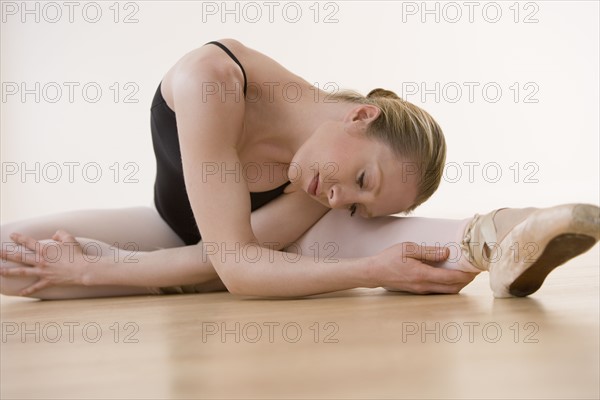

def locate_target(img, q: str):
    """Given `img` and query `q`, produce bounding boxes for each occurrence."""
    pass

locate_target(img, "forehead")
[370,148,420,217]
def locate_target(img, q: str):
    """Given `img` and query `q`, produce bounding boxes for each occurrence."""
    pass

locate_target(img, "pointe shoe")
[460,203,600,298]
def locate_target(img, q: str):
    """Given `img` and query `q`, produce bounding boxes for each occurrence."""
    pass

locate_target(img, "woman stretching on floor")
[1,39,598,300]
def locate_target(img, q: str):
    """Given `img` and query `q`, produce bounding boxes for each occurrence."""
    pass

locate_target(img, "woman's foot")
[460,204,600,298]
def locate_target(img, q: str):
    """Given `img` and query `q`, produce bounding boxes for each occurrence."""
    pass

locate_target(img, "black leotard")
[150,41,291,245]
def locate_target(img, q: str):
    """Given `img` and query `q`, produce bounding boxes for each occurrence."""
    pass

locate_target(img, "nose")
[327,184,354,209]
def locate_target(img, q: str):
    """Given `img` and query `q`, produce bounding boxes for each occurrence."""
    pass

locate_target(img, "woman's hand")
[372,242,478,294]
[0,230,91,296]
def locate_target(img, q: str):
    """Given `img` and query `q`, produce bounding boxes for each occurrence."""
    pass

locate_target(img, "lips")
[308,173,320,196]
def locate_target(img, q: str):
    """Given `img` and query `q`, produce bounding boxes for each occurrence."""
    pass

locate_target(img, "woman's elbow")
[221,278,243,296]
[212,264,246,296]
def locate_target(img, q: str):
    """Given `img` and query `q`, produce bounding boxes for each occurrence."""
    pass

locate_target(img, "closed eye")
[349,172,366,217]
[349,204,357,217]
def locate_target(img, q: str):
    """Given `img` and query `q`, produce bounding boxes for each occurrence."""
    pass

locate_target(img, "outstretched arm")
[0,189,329,295]
[84,188,330,288]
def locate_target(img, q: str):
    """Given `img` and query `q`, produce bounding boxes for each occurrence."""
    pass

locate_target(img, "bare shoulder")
[211,38,248,53]
[161,38,308,109]
[160,38,251,103]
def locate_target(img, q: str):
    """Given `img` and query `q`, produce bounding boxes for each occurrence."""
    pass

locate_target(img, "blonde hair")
[329,88,446,213]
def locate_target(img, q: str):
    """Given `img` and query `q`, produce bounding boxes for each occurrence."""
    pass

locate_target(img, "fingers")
[1,266,54,296]
[52,229,77,243]
[0,249,24,264]
[418,262,478,285]
[404,261,477,295]
[401,242,450,262]
[0,245,41,266]
[5,230,77,267]
[1,237,49,267]
[8,232,41,253]
[0,266,42,277]
[20,279,50,296]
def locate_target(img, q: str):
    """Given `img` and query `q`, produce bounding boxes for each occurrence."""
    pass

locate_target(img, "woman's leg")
[289,209,479,272]
[289,205,599,297]
[0,206,186,299]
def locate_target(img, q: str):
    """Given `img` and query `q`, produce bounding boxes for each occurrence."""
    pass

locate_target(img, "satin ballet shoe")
[460,203,600,298]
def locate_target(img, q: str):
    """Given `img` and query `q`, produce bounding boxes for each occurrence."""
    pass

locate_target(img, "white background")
[2,0,599,223]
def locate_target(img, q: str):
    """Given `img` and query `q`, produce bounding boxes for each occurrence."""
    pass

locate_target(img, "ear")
[345,104,381,123]
[344,105,381,134]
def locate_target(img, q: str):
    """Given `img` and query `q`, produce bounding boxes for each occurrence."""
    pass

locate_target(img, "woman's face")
[290,109,419,217]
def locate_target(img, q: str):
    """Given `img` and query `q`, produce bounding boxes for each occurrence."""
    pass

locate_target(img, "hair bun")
[367,88,401,100]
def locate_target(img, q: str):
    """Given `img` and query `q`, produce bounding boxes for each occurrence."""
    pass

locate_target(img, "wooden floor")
[1,249,598,399]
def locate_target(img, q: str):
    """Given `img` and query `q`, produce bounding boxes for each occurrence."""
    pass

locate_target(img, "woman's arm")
[0,188,330,294]
[83,189,330,288]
